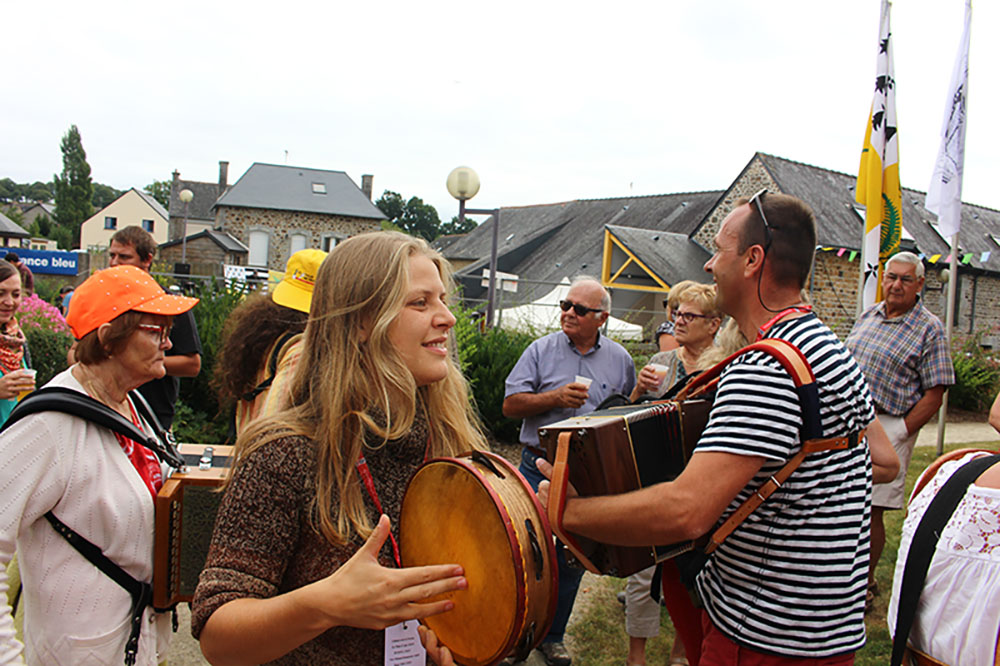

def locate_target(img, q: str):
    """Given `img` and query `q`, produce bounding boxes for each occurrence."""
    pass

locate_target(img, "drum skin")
[399,451,557,666]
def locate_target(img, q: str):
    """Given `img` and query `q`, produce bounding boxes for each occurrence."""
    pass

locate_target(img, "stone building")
[158,230,248,277]
[168,162,232,241]
[439,152,1000,342]
[212,163,385,271]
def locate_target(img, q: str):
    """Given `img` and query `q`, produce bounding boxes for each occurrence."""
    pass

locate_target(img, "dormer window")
[312,182,327,194]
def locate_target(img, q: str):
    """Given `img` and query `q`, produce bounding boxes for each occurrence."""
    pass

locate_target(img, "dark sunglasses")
[559,299,603,317]
[749,188,776,251]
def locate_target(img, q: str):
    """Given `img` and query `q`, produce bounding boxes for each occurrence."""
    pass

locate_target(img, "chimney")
[361,174,373,200]
[218,161,229,194]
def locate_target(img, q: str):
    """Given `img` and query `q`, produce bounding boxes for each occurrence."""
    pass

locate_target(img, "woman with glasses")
[629,283,722,404]
[0,265,198,665]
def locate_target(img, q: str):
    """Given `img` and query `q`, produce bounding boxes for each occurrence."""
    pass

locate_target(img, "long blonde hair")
[234,231,486,544]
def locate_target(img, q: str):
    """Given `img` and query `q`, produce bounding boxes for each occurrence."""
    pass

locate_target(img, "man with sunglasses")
[846,251,954,609]
[539,192,879,664]
[503,276,635,666]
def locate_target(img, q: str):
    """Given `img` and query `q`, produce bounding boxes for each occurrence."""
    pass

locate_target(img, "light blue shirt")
[505,331,636,447]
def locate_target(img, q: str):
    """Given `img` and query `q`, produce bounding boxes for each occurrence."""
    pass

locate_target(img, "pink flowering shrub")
[17,293,74,385]
[17,293,71,334]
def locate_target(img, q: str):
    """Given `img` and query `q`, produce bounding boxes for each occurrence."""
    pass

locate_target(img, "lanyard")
[756,305,812,341]
[355,456,402,568]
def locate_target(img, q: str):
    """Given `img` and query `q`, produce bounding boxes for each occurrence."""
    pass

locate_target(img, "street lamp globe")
[179,188,194,204]
[446,166,480,202]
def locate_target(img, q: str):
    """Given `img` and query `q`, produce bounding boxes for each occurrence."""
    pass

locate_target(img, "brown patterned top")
[190,416,428,664]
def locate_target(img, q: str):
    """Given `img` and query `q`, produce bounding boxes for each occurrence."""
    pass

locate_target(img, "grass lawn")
[563,442,994,665]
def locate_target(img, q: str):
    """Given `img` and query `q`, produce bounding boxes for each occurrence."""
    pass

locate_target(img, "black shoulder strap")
[240,331,299,402]
[1,387,184,469]
[890,453,1000,666]
[44,511,153,665]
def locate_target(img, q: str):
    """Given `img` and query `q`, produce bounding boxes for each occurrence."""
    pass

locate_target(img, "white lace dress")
[888,450,1000,665]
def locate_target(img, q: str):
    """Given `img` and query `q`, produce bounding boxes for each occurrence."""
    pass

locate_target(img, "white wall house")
[80,188,169,251]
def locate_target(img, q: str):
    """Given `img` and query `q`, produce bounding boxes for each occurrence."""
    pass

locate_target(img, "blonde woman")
[192,232,485,665]
[630,283,722,403]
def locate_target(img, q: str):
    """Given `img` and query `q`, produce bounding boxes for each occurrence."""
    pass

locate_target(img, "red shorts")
[699,610,855,666]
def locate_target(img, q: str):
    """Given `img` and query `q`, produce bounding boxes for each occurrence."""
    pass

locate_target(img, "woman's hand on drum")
[319,514,467,630]
[418,625,455,666]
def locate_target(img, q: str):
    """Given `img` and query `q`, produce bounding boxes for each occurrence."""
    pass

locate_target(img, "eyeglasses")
[749,188,775,251]
[137,323,172,344]
[559,299,604,317]
[674,311,714,324]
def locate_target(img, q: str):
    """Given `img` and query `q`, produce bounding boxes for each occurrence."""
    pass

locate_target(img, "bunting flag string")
[812,246,988,266]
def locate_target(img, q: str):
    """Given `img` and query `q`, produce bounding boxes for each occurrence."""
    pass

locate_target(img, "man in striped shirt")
[539,192,876,663]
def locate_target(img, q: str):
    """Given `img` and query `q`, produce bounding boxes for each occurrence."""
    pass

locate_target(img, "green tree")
[144,180,171,208]
[53,124,93,248]
[92,182,121,209]
[26,181,54,202]
[29,213,53,237]
[0,179,18,202]
[439,214,478,237]
[375,190,442,242]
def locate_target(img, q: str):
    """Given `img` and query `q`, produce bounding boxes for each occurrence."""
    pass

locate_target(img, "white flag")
[926,0,972,238]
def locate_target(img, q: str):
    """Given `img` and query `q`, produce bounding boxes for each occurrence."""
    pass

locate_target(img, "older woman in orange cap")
[0,265,197,666]
[214,248,327,436]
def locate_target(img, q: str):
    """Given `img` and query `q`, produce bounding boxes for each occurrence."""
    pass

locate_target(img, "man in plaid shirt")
[846,250,954,605]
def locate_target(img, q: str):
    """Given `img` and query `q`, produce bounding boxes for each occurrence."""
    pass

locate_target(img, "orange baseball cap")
[66,265,200,339]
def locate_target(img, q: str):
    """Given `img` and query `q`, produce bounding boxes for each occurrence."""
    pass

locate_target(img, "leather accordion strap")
[704,429,865,554]
[547,431,601,574]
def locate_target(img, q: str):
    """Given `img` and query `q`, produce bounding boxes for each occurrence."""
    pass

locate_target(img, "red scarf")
[0,318,26,374]
[114,398,163,500]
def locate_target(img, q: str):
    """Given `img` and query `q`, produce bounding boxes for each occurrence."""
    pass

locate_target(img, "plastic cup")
[16,369,37,401]
[647,363,669,392]
[574,375,593,389]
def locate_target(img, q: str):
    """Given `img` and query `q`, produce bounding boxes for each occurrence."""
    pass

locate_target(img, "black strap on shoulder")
[1,387,185,469]
[890,453,1000,666]
[44,511,153,665]
[240,331,299,402]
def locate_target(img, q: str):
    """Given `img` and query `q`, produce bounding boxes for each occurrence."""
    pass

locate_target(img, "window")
[322,235,339,252]
[142,219,155,233]
[290,233,307,255]
[311,182,327,194]
[248,230,270,266]
[104,216,117,230]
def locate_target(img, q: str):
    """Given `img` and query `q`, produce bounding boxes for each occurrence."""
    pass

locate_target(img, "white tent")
[496,279,644,341]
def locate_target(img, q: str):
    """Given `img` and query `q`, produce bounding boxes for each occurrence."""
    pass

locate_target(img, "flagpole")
[935,235,959,455]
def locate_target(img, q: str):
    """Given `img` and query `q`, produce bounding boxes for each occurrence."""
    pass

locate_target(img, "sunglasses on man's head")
[559,300,603,317]
[749,188,776,250]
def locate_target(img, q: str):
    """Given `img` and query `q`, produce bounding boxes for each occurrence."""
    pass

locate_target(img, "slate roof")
[605,225,710,288]
[754,153,1000,273]
[169,180,226,222]
[159,229,248,253]
[134,189,169,219]
[214,163,386,220]
[0,210,30,237]
[445,191,721,302]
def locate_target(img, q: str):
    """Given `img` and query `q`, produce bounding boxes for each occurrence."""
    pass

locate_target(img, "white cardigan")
[0,368,172,665]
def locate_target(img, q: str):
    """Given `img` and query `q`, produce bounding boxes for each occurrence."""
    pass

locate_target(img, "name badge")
[384,620,426,666]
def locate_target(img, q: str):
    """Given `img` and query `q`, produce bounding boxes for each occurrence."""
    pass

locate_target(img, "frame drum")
[399,451,557,666]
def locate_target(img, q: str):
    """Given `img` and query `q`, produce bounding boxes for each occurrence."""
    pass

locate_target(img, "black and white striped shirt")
[694,314,875,657]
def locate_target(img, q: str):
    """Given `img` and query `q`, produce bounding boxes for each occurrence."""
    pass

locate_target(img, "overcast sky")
[4,0,995,227]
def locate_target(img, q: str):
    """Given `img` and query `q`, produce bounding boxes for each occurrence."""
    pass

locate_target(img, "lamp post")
[179,188,194,267]
[447,166,501,327]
